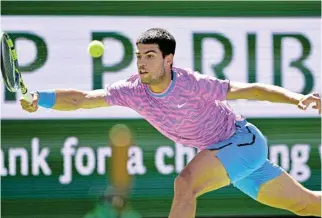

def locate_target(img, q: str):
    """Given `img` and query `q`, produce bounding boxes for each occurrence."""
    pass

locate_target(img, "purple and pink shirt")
[104,67,239,150]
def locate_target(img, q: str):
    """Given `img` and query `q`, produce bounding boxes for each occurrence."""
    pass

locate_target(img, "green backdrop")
[1,118,321,217]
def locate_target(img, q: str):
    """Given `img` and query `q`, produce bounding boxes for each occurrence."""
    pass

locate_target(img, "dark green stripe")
[2,1,321,17]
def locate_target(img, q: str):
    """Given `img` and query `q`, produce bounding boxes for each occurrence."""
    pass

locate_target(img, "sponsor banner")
[1,118,321,217]
[1,16,321,119]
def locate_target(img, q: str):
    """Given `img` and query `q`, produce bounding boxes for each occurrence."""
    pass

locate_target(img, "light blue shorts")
[206,119,284,200]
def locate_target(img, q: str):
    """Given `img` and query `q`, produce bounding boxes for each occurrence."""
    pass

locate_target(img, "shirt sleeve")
[104,80,132,107]
[192,72,230,101]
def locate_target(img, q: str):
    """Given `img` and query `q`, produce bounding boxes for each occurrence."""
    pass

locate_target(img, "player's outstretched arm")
[20,89,110,113]
[226,81,321,114]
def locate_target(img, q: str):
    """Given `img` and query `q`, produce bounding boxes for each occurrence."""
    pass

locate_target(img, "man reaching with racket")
[20,28,321,217]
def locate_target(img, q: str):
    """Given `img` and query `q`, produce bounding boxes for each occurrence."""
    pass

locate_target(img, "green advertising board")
[1,118,321,217]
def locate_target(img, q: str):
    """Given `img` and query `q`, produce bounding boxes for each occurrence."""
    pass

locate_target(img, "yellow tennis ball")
[88,40,104,58]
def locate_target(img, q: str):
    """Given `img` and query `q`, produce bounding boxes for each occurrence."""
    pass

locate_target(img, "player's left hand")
[297,92,321,114]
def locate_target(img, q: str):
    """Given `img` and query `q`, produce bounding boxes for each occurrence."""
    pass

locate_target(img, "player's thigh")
[207,120,268,184]
[233,159,284,200]
[257,171,320,213]
[234,159,319,213]
[175,149,230,197]
[181,119,268,197]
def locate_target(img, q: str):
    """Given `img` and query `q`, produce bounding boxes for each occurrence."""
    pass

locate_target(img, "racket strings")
[1,37,17,91]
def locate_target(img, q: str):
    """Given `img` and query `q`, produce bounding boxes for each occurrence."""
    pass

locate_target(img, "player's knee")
[292,202,310,216]
[174,173,197,199]
[292,193,321,216]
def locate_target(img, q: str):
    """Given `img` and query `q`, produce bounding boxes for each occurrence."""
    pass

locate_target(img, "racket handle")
[22,91,33,103]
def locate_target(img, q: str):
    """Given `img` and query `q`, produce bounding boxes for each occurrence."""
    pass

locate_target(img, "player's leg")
[169,119,269,218]
[257,171,321,216]
[168,149,231,218]
[234,159,321,217]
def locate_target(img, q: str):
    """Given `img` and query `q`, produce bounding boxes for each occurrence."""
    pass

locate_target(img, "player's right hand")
[20,92,39,113]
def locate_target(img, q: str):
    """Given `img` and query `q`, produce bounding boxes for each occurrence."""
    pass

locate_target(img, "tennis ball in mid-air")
[88,40,104,58]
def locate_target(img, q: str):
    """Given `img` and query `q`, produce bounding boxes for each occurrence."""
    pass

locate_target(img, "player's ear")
[165,54,173,67]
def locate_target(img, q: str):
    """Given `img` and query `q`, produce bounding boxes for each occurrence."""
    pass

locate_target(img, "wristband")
[37,91,56,108]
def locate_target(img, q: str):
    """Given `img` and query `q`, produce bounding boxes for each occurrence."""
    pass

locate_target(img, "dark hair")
[136,28,176,58]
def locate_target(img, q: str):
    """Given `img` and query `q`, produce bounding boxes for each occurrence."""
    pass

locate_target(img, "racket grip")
[22,91,33,103]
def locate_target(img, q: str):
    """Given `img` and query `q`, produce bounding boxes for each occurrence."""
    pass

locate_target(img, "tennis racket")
[1,32,32,103]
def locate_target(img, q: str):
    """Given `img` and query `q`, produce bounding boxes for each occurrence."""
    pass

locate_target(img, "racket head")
[0,32,20,92]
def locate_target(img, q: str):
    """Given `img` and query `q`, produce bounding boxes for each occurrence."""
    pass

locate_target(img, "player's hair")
[136,28,176,58]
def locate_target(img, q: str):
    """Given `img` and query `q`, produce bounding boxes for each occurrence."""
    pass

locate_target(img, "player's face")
[136,44,168,85]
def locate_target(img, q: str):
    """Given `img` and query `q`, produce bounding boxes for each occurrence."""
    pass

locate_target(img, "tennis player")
[20,28,321,217]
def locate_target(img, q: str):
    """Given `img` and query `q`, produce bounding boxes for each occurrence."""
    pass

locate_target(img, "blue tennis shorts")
[206,119,284,200]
